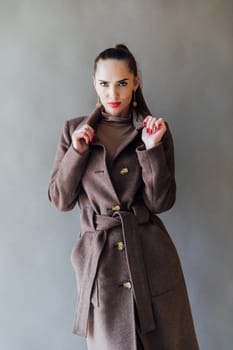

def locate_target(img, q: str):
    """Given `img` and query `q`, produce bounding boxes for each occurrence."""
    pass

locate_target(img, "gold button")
[120,167,129,175]
[112,205,121,211]
[123,281,132,289]
[116,241,124,251]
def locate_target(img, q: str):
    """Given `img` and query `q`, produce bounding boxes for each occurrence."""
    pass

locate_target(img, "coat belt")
[72,207,156,337]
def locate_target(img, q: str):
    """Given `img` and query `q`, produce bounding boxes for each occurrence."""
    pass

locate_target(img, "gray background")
[1,0,232,349]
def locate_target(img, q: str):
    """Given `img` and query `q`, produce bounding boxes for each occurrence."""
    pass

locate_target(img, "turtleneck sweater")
[96,106,135,164]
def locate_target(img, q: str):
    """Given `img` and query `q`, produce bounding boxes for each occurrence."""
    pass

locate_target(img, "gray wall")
[1,0,232,349]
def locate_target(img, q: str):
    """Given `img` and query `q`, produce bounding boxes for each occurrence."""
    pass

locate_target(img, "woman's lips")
[108,102,121,108]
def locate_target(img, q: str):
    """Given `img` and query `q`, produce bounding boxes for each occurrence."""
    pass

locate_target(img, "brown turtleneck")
[96,106,135,164]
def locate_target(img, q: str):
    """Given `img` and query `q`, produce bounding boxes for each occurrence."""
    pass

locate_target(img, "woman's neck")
[100,105,131,122]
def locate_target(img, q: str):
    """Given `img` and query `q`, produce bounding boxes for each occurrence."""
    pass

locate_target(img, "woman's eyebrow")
[98,78,129,82]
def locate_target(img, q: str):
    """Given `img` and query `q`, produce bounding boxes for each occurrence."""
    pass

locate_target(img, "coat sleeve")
[136,122,176,214]
[48,118,90,211]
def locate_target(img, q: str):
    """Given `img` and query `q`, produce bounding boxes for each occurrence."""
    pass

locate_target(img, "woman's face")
[93,59,140,115]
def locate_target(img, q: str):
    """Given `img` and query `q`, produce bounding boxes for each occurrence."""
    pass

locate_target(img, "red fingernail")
[146,128,149,133]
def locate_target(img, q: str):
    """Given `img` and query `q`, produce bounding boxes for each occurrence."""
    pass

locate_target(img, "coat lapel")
[79,106,144,207]
[86,106,144,161]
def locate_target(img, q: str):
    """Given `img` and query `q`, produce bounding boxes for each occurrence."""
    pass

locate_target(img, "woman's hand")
[72,124,95,154]
[142,116,167,149]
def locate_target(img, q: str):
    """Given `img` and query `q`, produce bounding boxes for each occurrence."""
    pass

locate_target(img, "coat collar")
[80,106,144,167]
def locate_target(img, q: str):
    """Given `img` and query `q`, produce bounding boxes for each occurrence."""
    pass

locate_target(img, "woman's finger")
[83,124,95,135]
[73,130,89,144]
[143,116,166,135]
[143,115,150,131]
[146,116,157,134]
[143,115,154,127]
[73,125,95,143]
[155,118,166,131]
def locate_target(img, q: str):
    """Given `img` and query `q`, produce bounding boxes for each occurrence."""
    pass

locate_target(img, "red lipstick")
[108,102,121,108]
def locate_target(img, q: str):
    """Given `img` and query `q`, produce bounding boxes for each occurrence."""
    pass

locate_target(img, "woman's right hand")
[71,124,95,154]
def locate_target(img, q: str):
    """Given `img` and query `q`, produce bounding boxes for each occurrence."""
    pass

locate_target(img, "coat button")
[123,281,132,289]
[120,167,129,175]
[116,241,124,251]
[112,204,121,211]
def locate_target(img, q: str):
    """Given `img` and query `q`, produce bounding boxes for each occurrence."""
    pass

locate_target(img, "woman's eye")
[100,82,108,87]
[119,81,127,87]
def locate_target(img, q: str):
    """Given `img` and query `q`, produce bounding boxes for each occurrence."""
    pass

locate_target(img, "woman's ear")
[134,74,140,91]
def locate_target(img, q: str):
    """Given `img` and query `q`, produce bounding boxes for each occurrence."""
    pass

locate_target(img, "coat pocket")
[150,278,199,350]
[140,223,184,297]
[70,231,96,285]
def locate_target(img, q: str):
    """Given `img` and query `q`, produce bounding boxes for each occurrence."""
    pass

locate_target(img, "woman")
[48,44,199,350]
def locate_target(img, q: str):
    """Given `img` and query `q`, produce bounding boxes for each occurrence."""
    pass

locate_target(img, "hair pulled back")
[94,44,151,118]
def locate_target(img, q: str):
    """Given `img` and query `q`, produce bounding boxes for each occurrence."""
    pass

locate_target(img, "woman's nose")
[108,85,119,100]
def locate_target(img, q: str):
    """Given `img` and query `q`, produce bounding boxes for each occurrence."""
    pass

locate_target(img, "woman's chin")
[104,106,121,115]
[104,103,129,115]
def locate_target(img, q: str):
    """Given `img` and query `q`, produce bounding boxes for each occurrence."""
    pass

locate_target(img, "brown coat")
[48,107,199,350]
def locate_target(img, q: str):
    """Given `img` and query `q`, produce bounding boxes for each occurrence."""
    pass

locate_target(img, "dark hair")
[94,44,151,118]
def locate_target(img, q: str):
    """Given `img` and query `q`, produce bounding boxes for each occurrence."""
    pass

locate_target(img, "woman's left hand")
[142,116,167,149]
